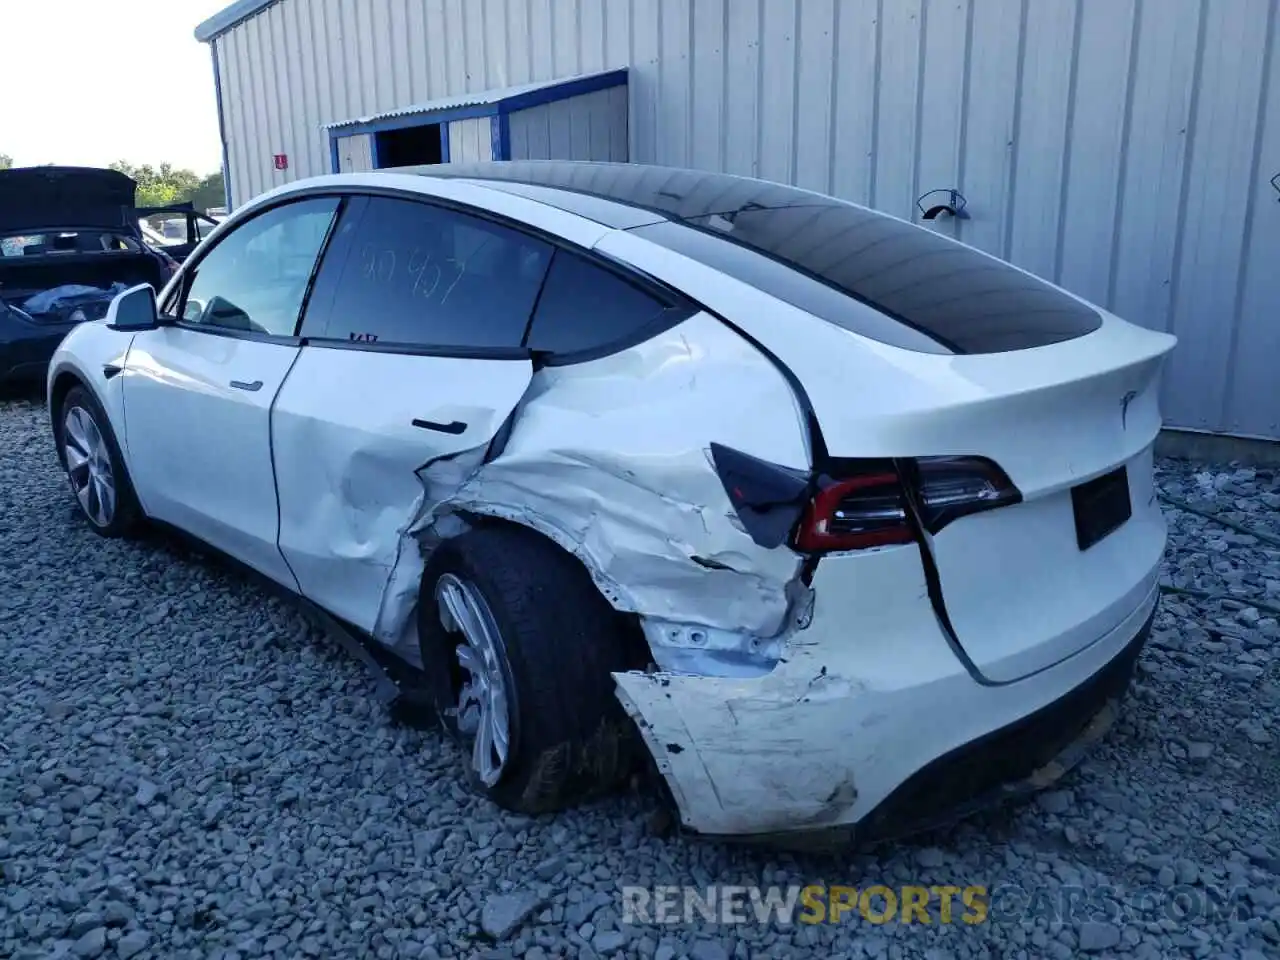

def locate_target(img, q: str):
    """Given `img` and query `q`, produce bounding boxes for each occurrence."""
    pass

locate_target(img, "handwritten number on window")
[360,243,396,283]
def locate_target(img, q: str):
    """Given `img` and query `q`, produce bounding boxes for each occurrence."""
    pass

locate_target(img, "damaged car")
[46,161,1177,841]
[0,166,175,385]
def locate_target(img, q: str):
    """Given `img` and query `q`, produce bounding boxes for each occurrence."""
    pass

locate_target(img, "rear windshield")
[434,162,1102,354]
[632,202,1102,355]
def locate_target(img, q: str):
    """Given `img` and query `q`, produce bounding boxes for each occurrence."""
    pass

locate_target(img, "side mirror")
[105,284,160,332]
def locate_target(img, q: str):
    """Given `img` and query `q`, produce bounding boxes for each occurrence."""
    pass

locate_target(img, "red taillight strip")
[791,457,1021,554]
[793,472,914,552]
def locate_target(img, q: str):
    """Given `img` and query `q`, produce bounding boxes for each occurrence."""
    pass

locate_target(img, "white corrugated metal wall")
[448,117,493,163]
[210,0,1279,440]
[508,86,631,160]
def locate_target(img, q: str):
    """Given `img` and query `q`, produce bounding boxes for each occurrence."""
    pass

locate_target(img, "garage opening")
[376,123,444,168]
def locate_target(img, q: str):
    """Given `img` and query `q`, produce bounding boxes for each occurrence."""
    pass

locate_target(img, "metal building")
[196,0,1280,443]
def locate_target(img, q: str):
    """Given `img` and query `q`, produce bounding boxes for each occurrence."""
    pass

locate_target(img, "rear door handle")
[412,418,468,435]
[230,379,263,392]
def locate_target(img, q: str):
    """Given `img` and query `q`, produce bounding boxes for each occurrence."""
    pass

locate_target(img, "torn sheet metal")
[369,310,814,665]
[615,544,1161,837]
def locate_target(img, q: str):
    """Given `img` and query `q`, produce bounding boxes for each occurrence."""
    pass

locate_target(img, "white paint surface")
[121,327,301,588]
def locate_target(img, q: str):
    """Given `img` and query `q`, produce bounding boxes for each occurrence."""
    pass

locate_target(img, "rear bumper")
[854,598,1153,843]
[614,544,1160,840]
[0,313,70,383]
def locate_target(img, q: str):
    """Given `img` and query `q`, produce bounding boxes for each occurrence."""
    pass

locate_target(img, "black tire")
[56,384,144,538]
[417,523,645,814]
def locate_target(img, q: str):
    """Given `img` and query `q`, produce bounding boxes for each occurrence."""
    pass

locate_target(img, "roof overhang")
[323,69,629,138]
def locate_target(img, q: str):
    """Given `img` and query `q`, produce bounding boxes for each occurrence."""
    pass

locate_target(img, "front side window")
[181,197,339,337]
[306,197,552,349]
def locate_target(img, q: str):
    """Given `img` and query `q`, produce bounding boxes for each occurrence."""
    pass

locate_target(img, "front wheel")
[57,385,143,537]
[417,525,645,814]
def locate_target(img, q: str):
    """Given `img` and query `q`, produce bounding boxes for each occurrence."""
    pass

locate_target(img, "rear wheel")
[417,524,644,813]
[57,385,142,538]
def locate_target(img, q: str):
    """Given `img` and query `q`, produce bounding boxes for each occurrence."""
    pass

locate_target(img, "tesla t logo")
[1120,391,1139,429]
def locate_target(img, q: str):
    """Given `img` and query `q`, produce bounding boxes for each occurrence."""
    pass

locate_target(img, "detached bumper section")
[613,547,1159,839]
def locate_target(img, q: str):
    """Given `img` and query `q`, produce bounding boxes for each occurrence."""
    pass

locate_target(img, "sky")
[0,1,230,174]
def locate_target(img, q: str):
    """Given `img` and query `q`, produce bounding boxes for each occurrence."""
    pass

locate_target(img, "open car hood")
[0,166,138,233]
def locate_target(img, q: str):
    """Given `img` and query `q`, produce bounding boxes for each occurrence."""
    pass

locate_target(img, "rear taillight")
[794,469,913,552]
[793,456,1021,554]
[708,443,1021,556]
[913,456,1021,530]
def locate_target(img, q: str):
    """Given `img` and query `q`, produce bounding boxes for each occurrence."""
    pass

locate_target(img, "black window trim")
[168,193,349,344]
[259,183,701,364]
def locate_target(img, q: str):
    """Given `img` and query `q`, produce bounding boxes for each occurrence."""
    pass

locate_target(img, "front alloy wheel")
[57,384,142,539]
[63,404,116,528]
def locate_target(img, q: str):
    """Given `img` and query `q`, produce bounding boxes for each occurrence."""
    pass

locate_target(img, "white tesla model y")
[47,161,1176,842]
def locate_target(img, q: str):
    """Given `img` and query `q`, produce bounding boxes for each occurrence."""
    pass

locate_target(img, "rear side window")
[525,250,679,355]
[307,196,552,349]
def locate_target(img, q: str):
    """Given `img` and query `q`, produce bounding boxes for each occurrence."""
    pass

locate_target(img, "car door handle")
[412,418,468,435]
[230,379,263,392]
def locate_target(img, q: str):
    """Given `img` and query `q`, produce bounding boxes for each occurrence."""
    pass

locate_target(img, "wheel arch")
[442,509,651,657]
[48,363,94,467]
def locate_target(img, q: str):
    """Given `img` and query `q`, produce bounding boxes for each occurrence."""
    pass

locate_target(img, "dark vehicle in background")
[0,166,174,385]
[137,201,221,264]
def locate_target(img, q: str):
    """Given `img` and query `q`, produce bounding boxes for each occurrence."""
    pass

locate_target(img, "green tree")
[109,160,202,208]
[186,171,226,212]
[0,154,12,170]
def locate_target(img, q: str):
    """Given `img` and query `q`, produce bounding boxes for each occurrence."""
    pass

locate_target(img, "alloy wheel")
[435,572,513,786]
[62,405,116,528]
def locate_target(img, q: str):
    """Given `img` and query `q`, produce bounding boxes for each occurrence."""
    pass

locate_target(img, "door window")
[180,197,339,337]
[303,197,552,349]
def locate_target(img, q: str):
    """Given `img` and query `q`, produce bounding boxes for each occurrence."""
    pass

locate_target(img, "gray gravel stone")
[2,403,1278,960]
[1078,922,1121,952]
[116,931,150,959]
[592,929,627,953]
[481,891,544,940]
[71,926,107,958]
[690,940,731,960]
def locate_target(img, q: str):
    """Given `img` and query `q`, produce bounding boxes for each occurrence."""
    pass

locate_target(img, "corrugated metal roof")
[321,70,626,131]
[194,0,277,43]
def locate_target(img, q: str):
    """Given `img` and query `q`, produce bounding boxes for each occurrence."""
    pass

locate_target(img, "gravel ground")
[1,394,1278,960]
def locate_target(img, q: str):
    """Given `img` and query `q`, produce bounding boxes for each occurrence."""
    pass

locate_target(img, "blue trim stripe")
[489,116,503,161]
[439,124,451,163]
[209,43,233,208]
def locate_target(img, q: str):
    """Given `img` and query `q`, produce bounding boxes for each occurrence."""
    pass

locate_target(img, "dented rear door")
[272,347,534,633]
[272,193,553,635]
